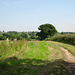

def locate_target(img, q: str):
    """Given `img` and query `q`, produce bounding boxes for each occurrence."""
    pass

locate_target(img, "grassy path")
[47,41,75,75]
[59,47,75,63]
[59,47,75,74]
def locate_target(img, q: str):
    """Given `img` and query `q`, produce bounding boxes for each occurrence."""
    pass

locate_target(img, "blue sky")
[0,0,75,32]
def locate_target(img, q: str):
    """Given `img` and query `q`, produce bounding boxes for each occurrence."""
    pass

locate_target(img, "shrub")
[45,34,75,45]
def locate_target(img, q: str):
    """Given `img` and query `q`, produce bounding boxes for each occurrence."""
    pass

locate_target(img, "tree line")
[0,23,75,40]
[0,31,38,41]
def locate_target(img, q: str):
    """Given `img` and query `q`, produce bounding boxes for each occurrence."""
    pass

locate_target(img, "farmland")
[0,0,75,74]
[0,40,75,75]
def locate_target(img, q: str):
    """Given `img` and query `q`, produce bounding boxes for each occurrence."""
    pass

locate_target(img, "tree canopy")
[37,24,58,40]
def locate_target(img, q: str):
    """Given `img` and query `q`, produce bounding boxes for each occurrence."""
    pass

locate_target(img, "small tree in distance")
[37,23,58,40]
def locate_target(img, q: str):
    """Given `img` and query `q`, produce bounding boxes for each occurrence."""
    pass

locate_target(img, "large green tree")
[37,24,58,40]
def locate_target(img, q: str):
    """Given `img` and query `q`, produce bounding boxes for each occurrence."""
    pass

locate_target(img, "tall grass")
[45,34,75,45]
[0,41,74,75]
[0,40,26,59]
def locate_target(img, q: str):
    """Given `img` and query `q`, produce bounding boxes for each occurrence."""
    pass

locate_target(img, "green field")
[0,40,75,75]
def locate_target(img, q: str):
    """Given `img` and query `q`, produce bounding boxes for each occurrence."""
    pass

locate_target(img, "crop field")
[0,40,75,75]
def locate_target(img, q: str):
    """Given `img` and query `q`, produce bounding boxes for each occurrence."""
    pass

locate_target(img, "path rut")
[60,47,75,74]
[60,47,75,63]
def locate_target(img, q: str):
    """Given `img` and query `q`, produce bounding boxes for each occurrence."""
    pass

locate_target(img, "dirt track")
[60,47,75,63]
[60,47,75,74]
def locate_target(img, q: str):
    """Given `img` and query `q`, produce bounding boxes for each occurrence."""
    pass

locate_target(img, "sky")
[0,0,75,32]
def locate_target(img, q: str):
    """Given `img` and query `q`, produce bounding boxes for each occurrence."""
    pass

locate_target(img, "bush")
[0,35,6,40]
[45,34,75,45]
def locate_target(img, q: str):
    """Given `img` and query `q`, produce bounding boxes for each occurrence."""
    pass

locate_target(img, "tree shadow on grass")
[0,57,75,75]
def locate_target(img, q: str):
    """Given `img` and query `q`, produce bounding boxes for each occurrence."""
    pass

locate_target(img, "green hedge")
[45,34,75,45]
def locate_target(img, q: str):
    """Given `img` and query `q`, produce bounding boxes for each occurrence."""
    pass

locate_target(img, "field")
[0,40,75,75]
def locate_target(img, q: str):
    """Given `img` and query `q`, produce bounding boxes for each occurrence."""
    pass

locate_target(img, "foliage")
[0,31,38,41]
[60,32,75,34]
[7,31,18,34]
[37,24,58,40]
[21,32,29,38]
[45,34,75,45]
[17,35,23,40]
[2,33,18,40]
[0,35,6,40]
[30,31,37,39]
